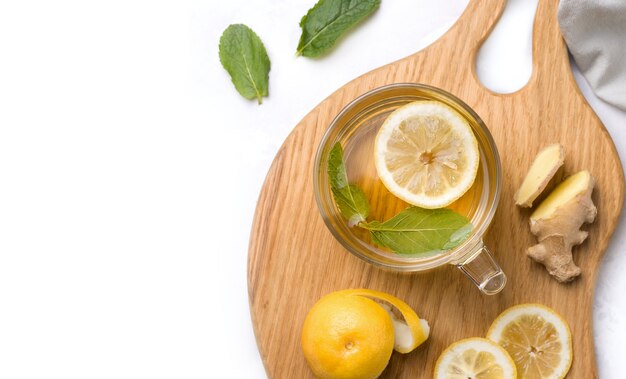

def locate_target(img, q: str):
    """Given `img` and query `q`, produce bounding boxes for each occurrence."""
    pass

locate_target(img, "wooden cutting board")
[247,0,625,377]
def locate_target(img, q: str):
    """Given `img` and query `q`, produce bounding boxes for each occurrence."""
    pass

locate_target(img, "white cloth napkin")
[558,0,626,111]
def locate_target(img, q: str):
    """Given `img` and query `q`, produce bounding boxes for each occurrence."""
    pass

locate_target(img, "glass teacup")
[313,83,506,295]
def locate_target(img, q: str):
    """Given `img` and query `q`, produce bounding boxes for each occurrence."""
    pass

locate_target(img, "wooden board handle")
[405,0,505,79]
[529,0,570,89]
[450,0,507,48]
[409,0,570,96]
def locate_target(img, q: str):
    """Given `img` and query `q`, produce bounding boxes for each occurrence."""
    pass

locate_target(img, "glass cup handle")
[455,241,507,295]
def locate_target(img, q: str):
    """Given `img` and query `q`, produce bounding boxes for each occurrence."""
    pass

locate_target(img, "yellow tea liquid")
[340,103,485,249]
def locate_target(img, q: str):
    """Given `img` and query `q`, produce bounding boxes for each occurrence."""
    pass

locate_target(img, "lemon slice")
[435,337,517,379]
[339,289,430,353]
[486,304,572,379]
[374,100,479,209]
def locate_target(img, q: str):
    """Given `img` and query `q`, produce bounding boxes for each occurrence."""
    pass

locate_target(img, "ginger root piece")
[527,170,597,282]
[515,143,565,207]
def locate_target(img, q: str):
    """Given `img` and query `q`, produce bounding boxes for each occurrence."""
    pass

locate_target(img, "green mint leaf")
[296,0,381,58]
[328,142,350,188]
[219,24,270,104]
[361,207,473,255]
[328,143,369,226]
[332,185,370,227]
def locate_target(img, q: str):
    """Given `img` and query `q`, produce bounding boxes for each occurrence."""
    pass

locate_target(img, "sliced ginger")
[515,143,565,207]
[527,171,597,282]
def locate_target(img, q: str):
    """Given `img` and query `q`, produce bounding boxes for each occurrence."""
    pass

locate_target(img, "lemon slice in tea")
[487,304,572,379]
[374,100,479,209]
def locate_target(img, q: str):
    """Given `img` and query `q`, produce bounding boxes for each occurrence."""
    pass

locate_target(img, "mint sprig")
[327,142,473,255]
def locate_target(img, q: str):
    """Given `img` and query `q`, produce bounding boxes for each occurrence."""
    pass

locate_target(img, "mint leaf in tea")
[361,207,473,255]
[328,143,369,226]
[327,142,473,255]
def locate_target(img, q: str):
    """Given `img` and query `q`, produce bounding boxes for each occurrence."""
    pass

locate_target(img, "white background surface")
[1,0,625,377]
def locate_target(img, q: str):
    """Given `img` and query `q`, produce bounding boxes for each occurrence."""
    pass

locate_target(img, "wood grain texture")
[248,0,625,377]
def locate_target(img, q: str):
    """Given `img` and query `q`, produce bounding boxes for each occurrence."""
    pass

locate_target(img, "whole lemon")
[301,292,394,379]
